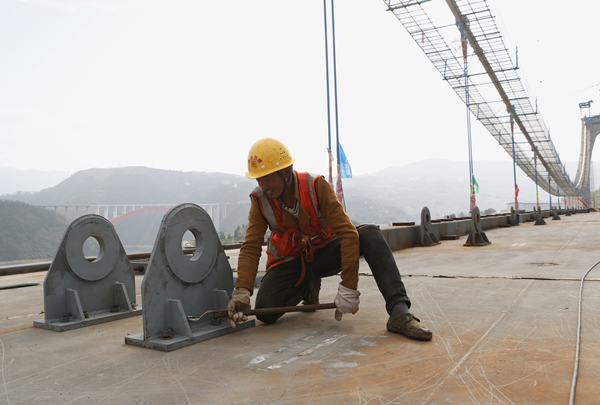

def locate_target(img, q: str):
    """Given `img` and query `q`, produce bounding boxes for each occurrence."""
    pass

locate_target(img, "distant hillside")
[2,161,594,260]
[0,168,71,195]
[342,159,591,221]
[3,166,256,206]
[3,167,258,253]
[344,159,466,221]
[345,195,409,225]
[0,200,71,263]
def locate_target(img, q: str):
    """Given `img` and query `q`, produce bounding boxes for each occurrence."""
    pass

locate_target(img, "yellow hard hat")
[246,138,295,179]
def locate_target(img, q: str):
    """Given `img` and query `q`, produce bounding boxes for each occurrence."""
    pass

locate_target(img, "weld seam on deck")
[0,326,33,335]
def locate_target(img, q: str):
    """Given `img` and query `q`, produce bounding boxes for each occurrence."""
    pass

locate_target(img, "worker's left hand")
[334,284,360,321]
[227,289,251,326]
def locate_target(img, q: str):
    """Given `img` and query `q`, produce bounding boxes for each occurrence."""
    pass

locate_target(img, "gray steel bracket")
[33,215,141,332]
[464,206,491,246]
[552,207,561,220]
[509,207,520,226]
[534,207,546,225]
[125,203,254,352]
[419,207,440,246]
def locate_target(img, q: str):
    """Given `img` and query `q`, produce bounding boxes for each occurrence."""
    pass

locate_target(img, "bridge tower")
[574,101,600,207]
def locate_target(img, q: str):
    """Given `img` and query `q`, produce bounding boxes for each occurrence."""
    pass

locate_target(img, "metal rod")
[187,303,337,323]
[221,302,337,319]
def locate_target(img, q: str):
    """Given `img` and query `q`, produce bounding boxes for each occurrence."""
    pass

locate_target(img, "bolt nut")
[161,328,173,339]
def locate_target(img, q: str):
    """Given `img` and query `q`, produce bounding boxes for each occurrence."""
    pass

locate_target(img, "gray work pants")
[254,224,411,324]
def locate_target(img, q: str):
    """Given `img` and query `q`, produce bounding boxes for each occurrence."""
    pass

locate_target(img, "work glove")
[334,284,360,321]
[227,289,251,327]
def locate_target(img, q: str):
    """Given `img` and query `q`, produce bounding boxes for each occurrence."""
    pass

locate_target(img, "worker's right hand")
[334,284,360,321]
[227,288,251,323]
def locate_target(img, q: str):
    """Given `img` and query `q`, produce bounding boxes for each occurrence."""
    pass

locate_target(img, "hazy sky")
[1,0,599,188]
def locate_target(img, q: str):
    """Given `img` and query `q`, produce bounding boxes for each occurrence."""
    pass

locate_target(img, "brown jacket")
[236,171,359,294]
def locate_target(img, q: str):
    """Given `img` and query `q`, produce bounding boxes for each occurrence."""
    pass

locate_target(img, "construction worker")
[227,138,432,341]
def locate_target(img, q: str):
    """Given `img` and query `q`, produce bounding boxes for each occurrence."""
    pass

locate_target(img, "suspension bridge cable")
[322,0,332,152]
[330,0,340,168]
[535,152,539,209]
[459,23,475,211]
[322,0,333,185]
[511,114,518,210]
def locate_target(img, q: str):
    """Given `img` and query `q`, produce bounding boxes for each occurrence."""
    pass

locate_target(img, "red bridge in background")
[109,206,171,225]
[39,203,227,232]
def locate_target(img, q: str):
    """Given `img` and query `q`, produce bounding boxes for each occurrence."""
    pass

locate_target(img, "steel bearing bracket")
[33,215,141,332]
[552,207,561,220]
[464,206,491,246]
[419,206,440,246]
[125,203,253,352]
[534,206,546,226]
[509,207,520,226]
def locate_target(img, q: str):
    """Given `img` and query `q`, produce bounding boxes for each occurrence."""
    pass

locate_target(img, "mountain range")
[1,160,595,258]
[0,168,72,195]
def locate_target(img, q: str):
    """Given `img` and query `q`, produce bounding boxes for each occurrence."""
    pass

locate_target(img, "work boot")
[302,277,321,307]
[387,313,432,341]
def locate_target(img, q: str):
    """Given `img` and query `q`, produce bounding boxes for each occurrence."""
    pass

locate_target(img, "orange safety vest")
[251,172,335,286]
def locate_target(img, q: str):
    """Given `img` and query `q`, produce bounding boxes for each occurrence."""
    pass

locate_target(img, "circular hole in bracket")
[83,235,105,263]
[181,228,204,262]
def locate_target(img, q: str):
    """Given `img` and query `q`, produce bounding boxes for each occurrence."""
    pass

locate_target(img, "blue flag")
[339,143,352,178]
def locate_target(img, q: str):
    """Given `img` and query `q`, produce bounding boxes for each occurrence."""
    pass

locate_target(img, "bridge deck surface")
[1,213,599,404]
